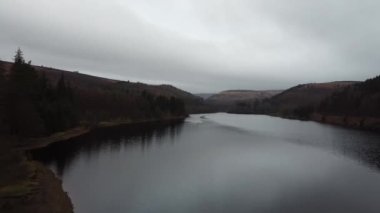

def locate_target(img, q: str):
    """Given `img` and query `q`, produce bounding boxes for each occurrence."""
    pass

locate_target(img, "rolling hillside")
[0,59,207,136]
[318,77,380,117]
[230,82,358,116]
[312,76,380,131]
[267,81,358,112]
[0,60,204,113]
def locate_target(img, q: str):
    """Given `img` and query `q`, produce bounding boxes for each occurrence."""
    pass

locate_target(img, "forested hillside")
[0,49,198,137]
[318,76,380,117]
[227,77,380,131]
[231,82,357,118]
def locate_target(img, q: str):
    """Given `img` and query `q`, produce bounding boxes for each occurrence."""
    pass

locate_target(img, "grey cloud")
[0,0,379,93]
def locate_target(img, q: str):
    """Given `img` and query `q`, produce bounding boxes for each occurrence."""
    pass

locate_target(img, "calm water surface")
[33,113,380,213]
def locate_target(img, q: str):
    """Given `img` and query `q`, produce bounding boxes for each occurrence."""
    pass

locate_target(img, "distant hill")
[206,90,282,111]
[208,90,282,103]
[195,93,215,100]
[230,82,358,116]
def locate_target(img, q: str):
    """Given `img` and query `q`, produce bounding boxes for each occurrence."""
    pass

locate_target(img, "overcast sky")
[0,0,379,93]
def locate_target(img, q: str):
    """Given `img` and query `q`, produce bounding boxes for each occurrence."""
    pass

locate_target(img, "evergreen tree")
[6,49,45,136]
[2,48,187,137]
[14,48,25,64]
[51,72,78,132]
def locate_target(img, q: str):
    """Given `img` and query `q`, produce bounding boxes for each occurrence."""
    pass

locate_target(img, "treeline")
[230,99,275,115]
[318,76,380,117]
[229,85,324,118]
[229,97,311,118]
[231,99,315,119]
[141,91,185,117]
[230,77,380,120]
[0,49,186,137]
[0,49,78,136]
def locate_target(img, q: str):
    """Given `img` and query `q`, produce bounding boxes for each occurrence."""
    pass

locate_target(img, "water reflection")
[207,113,380,172]
[332,132,380,171]
[31,114,380,213]
[32,120,184,176]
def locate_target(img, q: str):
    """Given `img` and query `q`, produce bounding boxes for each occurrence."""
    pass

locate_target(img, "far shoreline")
[224,111,380,133]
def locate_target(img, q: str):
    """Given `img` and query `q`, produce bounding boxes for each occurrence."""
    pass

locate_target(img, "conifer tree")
[14,48,25,64]
[6,48,45,136]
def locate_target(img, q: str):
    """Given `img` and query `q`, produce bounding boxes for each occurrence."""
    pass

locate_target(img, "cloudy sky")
[0,0,379,93]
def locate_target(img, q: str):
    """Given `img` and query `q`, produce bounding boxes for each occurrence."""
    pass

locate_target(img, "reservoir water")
[33,113,380,213]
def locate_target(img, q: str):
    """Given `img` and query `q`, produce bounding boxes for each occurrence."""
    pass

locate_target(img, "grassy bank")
[0,139,73,213]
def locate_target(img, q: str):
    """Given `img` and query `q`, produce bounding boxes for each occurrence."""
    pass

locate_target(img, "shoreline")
[227,112,380,133]
[310,113,380,132]
[4,112,377,213]
[1,115,187,213]
[0,151,73,213]
[16,115,187,151]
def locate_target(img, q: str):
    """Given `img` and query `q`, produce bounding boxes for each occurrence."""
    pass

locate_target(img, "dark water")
[32,113,380,213]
